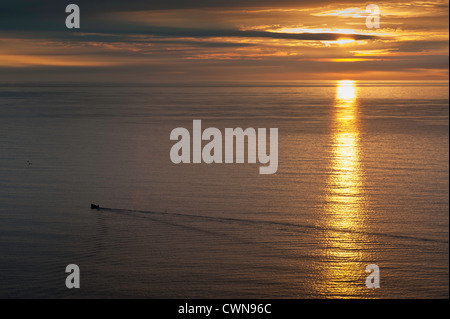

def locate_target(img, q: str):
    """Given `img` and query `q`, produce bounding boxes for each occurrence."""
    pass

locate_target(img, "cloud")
[0,0,447,81]
[71,26,378,41]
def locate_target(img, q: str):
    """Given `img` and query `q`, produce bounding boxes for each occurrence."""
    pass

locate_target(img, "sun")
[337,80,356,100]
[335,38,356,46]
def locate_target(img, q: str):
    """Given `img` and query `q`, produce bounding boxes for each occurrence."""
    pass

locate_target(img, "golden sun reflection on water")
[315,80,370,298]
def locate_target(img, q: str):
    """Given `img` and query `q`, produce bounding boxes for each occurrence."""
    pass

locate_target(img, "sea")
[0,80,448,298]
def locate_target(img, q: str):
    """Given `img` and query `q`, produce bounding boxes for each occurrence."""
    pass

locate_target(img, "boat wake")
[94,206,449,245]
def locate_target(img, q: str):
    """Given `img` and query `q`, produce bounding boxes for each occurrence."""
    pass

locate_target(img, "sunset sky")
[0,0,448,81]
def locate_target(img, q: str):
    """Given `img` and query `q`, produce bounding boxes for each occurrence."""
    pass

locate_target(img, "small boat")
[91,204,100,209]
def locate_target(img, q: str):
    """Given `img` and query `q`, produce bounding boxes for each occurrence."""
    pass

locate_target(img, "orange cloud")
[0,54,117,67]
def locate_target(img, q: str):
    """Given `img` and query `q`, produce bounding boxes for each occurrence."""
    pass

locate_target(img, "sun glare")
[336,39,356,46]
[316,79,367,297]
[336,80,356,100]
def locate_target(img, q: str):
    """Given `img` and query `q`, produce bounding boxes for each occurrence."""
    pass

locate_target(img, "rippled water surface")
[0,81,448,298]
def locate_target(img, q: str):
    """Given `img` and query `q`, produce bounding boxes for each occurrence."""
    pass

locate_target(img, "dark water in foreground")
[0,81,448,298]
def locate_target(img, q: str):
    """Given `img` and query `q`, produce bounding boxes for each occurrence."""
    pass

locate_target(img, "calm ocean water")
[0,81,448,298]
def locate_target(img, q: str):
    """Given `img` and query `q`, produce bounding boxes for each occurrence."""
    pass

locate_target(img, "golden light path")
[330,80,363,231]
[316,80,370,298]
